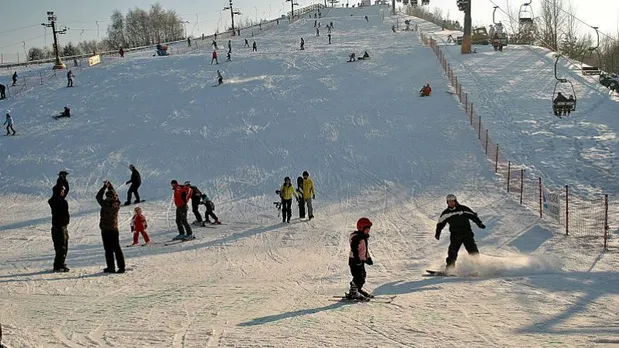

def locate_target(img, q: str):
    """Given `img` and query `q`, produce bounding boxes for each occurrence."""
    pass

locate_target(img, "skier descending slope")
[347,218,374,300]
[435,194,485,274]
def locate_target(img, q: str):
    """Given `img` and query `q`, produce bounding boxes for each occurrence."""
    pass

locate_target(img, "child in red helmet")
[130,206,151,246]
[347,217,374,300]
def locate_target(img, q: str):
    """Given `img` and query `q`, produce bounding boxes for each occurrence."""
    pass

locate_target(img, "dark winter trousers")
[281,199,292,222]
[176,205,193,235]
[0,85,5,99]
[101,229,125,271]
[67,78,73,87]
[204,202,218,223]
[51,226,69,270]
[5,125,15,135]
[192,199,203,222]
[211,57,218,65]
[446,232,479,267]
[349,262,366,290]
[127,184,140,203]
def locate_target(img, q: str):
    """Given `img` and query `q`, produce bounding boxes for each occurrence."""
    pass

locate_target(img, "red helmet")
[356,217,372,231]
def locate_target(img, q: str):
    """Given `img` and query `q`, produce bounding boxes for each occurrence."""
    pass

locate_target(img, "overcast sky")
[0,0,617,61]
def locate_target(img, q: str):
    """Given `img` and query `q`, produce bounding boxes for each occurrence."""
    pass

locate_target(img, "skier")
[187,181,204,225]
[245,39,250,48]
[4,113,16,136]
[217,70,223,85]
[12,71,17,86]
[57,170,69,195]
[365,15,369,22]
[278,177,298,223]
[328,33,332,44]
[211,50,219,65]
[252,42,257,52]
[119,48,124,58]
[435,194,485,274]
[171,180,193,240]
[200,193,221,225]
[124,164,141,205]
[300,38,305,50]
[48,184,70,272]
[130,206,151,246]
[187,37,191,47]
[212,40,218,50]
[392,25,396,33]
[348,53,356,62]
[226,51,231,62]
[347,217,374,300]
[67,70,74,87]
[96,181,126,273]
[419,83,432,96]
[330,21,334,28]
[54,106,71,119]
[228,40,232,53]
[0,83,6,100]
[301,171,315,220]
[316,28,320,37]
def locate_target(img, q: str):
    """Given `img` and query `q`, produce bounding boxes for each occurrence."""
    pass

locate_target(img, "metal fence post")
[478,115,482,140]
[604,194,609,251]
[495,144,499,173]
[507,161,511,192]
[520,169,524,205]
[539,177,543,218]
[470,104,474,125]
[565,185,569,236]
[485,129,489,154]
[465,93,468,113]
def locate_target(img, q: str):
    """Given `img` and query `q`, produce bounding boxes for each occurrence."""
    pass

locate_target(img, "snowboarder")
[365,15,369,22]
[66,70,74,87]
[212,40,218,50]
[347,217,374,300]
[124,164,141,205]
[187,181,205,225]
[301,171,315,220]
[245,39,250,48]
[54,106,71,119]
[57,171,69,195]
[300,38,305,50]
[356,51,370,60]
[4,113,16,136]
[328,33,332,44]
[348,53,356,62]
[435,194,485,274]
[96,181,126,273]
[119,48,124,58]
[217,70,223,85]
[187,37,191,47]
[171,180,193,240]
[228,40,232,53]
[0,84,6,99]
[48,184,70,272]
[420,83,432,97]
[200,193,221,225]
[12,71,17,86]
[130,206,151,246]
[211,50,219,65]
[278,177,298,223]
[252,42,257,52]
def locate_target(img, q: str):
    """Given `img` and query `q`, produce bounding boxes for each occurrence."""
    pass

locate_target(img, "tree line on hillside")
[26,3,184,61]
[406,0,619,73]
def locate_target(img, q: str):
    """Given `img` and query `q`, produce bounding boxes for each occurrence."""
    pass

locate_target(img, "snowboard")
[425,269,479,277]
[124,200,145,206]
[297,176,305,218]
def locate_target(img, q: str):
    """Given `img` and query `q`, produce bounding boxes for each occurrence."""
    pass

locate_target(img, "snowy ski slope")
[0,6,618,348]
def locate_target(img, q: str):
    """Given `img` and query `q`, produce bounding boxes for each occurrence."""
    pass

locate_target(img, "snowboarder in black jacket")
[124,164,141,205]
[56,171,69,196]
[435,194,485,273]
[48,185,70,272]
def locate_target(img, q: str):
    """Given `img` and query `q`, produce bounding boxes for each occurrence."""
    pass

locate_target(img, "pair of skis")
[331,294,396,304]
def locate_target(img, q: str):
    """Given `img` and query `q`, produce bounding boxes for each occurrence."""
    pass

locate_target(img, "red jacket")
[212,51,218,58]
[173,185,193,207]
[131,213,147,232]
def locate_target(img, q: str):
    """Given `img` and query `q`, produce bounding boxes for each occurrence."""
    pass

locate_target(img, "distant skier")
[212,40,218,50]
[130,206,151,246]
[419,83,432,97]
[211,50,219,65]
[57,170,69,195]
[316,28,320,37]
[48,184,70,272]
[435,194,485,274]
[124,164,141,205]
[4,113,16,136]
[217,70,223,85]
[171,180,193,240]
[245,39,250,48]
[54,106,71,119]
[365,15,369,22]
[301,171,315,220]
[328,33,332,44]
[228,40,232,53]
[347,217,374,300]
[119,48,124,58]
[0,83,6,99]
[348,53,356,62]
[226,51,231,62]
[187,37,191,47]
[330,21,334,28]
[200,193,221,225]
[357,51,370,60]
[96,181,125,273]
[300,38,305,50]
[12,71,17,86]
[392,25,396,33]
[67,70,74,87]
[278,177,298,223]
[252,42,257,52]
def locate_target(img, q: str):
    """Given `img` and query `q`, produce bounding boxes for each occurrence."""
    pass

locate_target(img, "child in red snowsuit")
[131,207,151,246]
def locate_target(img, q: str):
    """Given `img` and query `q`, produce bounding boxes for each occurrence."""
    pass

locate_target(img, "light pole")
[182,21,190,38]
[195,14,199,34]
[254,7,258,22]
[22,41,27,61]
[223,0,242,36]
[95,21,99,40]
[41,11,67,70]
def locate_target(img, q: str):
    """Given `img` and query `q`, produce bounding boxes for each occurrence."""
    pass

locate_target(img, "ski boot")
[123,201,131,206]
[346,282,368,301]
[182,234,196,241]
[191,220,202,226]
[358,289,375,298]
[214,220,221,225]
[172,234,185,241]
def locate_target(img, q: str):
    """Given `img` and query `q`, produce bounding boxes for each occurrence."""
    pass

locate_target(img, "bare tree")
[106,10,126,49]
[538,0,567,51]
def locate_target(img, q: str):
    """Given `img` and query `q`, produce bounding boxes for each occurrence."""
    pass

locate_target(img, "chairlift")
[581,27,601,76]
[411,0,418,6]
[552,55,577,117]
[518,1,534,24]
[421,0,429,5]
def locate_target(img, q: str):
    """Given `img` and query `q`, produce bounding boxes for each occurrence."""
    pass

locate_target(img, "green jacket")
[96,187,120,230]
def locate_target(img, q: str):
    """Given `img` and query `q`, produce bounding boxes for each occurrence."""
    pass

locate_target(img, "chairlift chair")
[421,0,430,5]
[552,55,577,117]
[581,27,601,76]
[518,1,534,24]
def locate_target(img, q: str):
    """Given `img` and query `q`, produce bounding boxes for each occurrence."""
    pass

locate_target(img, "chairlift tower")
[223,0,242,36]
[41,11,68,69]
[456,0,472,54]
[286,0,299,20]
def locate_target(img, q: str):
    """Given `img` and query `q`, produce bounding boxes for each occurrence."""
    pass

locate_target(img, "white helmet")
[446,194,457,202]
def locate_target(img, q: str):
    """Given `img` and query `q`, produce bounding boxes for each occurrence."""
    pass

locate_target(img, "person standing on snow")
[301,171,315,220]
[278,177,298,223]
[252,42,257,52]
[200,193,221,225]
[171,180,193,240]
[48,185,70,272]
[4,113,16,136]
[67,70,74,87]
[187,182,205,225]
[347,218,374,300]
[328,33,332,44]
[0,83,6,99]
[435,194,485,274]
[217,70,223,85]
[245,39,250,48]
[130,206,151,246]
[124,164,141,205]
[96,181,125,273]
[12,71,17,86]
[56,170,69,195]
[211,50,219,65]
[300,38,305,50]
[228,40,232,53]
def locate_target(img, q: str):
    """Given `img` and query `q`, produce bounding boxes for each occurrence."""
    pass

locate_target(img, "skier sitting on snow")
[347,218,374,300]
[277,177,298,223]
[55,106,71,119]
[348,53,356,62]
[419,83,432,96]
[357,51,370,60]
[435,194,485,274]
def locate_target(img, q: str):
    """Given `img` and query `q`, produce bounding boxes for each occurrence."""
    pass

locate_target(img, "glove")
[435,231,441,240]
[312,194,315,199]
[477,223,486,229]
[366,258,373,266]
[131,226,135,232]
[125,181,130,185]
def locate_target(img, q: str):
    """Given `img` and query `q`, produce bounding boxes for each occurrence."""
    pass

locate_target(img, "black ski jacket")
[56,177,69,195]
[349,230,369,265]
[48,187,70,227]
[436,203,482,237]
[127,169,141,186]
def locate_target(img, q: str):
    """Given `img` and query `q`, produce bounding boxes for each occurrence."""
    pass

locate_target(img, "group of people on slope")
[277,171,315,223]
[170,180,221,241]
